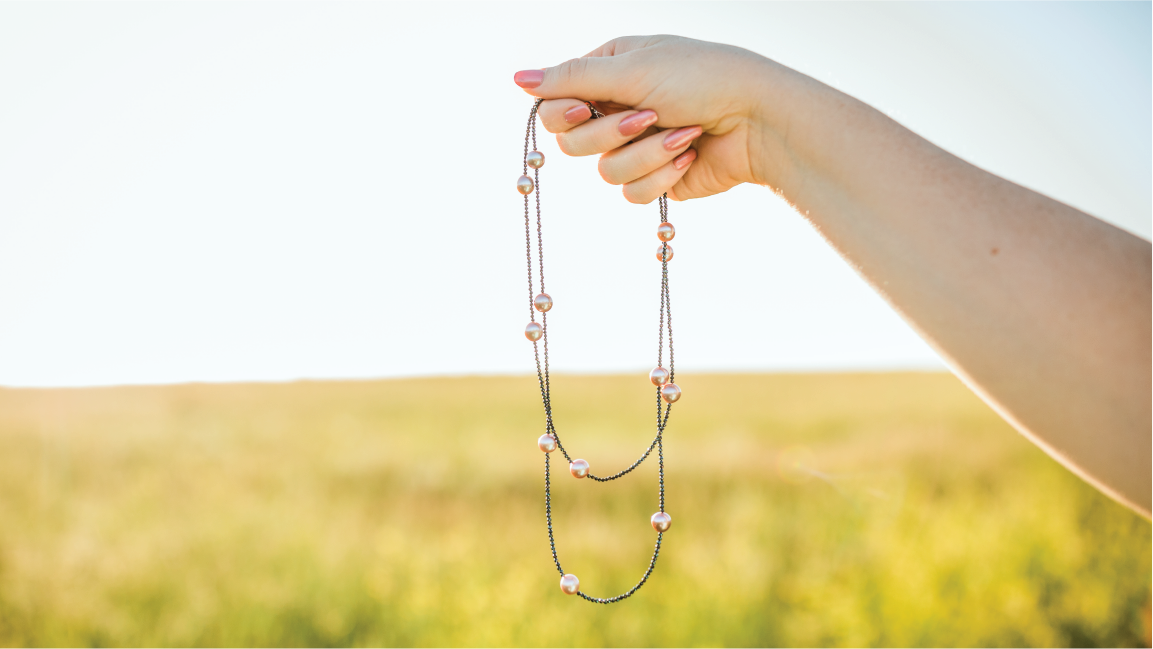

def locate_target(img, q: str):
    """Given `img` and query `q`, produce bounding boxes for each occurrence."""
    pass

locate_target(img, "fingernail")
[564,104,592,123]
[663,126,702,151]
[618,110,658,137]
[674,149,697,170]
[514,70,544,88]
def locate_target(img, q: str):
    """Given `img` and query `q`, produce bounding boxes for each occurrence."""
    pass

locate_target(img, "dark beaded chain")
[519,99,677,604]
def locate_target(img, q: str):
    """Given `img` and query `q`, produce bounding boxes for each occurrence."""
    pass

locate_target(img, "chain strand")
[524,99,672,603]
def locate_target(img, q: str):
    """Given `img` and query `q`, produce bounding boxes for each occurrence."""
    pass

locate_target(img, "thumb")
[513,55,637,105]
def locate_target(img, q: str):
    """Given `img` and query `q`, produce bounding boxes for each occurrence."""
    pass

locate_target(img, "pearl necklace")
[517,99,680,603]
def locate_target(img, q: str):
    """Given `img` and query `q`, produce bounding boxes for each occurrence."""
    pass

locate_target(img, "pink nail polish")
[514,70,544,88]
[663,126,702,151]
[564,104,592,123]
[674,149,697,170]
[618,110,658,137]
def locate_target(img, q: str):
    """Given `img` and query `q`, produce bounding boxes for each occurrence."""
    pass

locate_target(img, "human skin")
[514,35,1152,517]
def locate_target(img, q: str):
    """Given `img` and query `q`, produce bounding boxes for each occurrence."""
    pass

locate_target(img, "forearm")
[758,64,1152,515]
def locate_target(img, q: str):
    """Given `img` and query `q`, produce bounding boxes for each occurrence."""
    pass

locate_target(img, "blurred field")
[0,372,1147,647]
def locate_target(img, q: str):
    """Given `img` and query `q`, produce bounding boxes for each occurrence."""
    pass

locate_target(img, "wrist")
[744,58,836,196]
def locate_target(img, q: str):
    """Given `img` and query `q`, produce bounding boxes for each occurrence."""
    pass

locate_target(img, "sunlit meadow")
[0,372,1148,646]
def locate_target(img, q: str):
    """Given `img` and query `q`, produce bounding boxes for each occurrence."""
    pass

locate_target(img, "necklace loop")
[521,99,676,603]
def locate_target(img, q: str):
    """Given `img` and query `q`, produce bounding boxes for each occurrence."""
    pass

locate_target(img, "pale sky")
[0,2,1148,387]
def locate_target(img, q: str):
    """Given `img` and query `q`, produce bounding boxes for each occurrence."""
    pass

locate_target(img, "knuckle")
[602,37,625,56]
[555,133,574,156]
[622,185,649,204]
[554,57,587,87]
[597,157,621,185]
[538,102,562,133]
[673,171,711,201]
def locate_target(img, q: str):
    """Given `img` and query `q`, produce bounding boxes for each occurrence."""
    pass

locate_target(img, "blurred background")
[0,2,1149,647]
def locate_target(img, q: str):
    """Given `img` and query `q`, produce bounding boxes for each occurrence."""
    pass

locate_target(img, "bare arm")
[515,35,1152,516]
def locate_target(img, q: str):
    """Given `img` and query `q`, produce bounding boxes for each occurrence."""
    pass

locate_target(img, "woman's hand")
[513,35,789,204]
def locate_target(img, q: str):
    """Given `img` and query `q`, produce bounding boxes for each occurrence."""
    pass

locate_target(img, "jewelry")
[518,99,680,604]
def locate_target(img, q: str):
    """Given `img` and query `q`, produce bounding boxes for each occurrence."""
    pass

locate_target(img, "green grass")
[0,372,1147,647]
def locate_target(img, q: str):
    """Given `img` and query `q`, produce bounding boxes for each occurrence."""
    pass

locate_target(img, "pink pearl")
[517,175,534,195]
[559,573,580,595]
[533,293,553,312]
[649,367,670,386]
[651,511,672,532]
[569,459,589,479]
[656,244,674,262]
[657,222,675,242]
[527,151,545,169]
[525,322,543,341]
[660,383,681,403]
[537,433,557,453]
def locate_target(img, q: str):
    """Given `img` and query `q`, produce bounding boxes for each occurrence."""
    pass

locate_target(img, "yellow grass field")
[0,372,1147,647]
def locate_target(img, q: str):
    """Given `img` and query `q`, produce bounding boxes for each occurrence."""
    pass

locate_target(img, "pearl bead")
[649,366,670,386]
[537,433,557,453]
[525,322,543,341]
[517,175,534,195]
[656,244,674,262]
[533,293,553,312]
[559,573,580,595]
[651,511,672,532]
[526,151,545,169]
[657,222,675,242]
[660,383,681,403]
[569,458,589,479]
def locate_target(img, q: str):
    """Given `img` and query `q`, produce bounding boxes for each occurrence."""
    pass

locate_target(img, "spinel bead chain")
[519,98,681,604]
